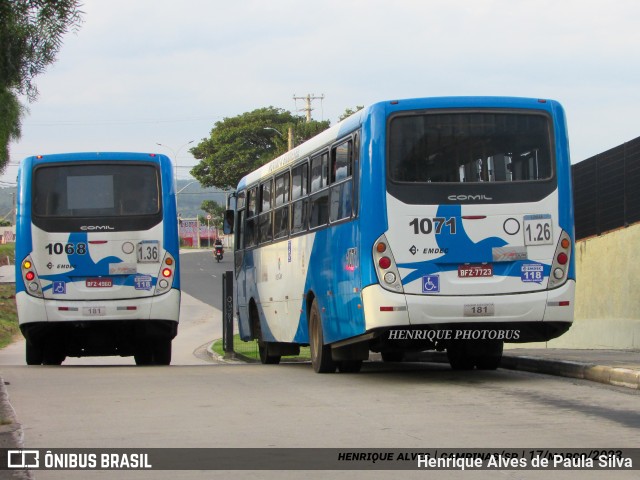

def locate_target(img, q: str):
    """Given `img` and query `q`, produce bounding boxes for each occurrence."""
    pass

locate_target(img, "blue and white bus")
[226,97,574,373]
[15,152,180,365]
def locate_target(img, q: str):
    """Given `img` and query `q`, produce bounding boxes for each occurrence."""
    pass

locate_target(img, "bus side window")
[258,179,273,244]
[311,153,328,193]
[291,162,309,234]
[274,172,290,240]
[245,187,258,247]
[247,187,257,217]
[330,139,353,222]
[310,152,330,228]
[236,209,246,250]
[331,141,352,183]
[292,162,308,200]
[310,190,329,228]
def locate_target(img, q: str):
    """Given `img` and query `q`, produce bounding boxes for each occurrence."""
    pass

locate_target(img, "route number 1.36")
[137,241,160,263]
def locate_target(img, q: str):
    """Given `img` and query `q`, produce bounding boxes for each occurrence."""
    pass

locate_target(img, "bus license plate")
[86,278,113,288]
[458,264,493,278]
[82,306,106,316]
[464,304,495,317]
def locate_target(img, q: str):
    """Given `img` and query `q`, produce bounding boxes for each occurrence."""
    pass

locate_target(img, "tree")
[190,107,330,190]
[200,199,225,229]
[338,106,364,122]
[0,0,84,167]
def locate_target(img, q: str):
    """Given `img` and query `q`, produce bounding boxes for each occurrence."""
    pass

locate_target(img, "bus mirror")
[223,210,234,235]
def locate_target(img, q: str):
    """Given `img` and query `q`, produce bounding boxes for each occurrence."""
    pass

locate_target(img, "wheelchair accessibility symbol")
[422,275,440,293]
[53,281,66,295]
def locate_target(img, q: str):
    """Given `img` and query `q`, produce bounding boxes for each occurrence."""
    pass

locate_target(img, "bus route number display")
[137,241,160,263]
[523,214,553,246]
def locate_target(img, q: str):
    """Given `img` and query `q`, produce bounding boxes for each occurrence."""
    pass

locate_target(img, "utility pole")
[293,93,324,122]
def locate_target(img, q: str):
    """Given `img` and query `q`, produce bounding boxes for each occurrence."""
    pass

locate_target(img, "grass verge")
[0,244,14,265]
[211,334,311,362]
[0,284,19,349]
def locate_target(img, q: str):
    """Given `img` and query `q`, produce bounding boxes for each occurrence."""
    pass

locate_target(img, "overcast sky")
[4,0,640,185]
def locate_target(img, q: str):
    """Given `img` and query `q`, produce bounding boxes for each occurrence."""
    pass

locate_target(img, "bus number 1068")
[45,242,87,255]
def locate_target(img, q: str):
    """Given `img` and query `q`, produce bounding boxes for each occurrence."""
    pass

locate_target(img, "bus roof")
[21,152,170,165]
[236,96,562,190]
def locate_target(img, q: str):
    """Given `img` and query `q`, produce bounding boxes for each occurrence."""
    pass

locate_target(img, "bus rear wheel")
[381,351,404,362]
[258,342,281,364]
[26,342,44,365]
[153,338,172,365]
[338,360,362,373]
[447,340,503,371]
[309,300,336,373]
[134,338,172,365]
[251,302,281,365]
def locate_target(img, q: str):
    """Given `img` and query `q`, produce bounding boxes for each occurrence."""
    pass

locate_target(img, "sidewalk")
[0,264,14,283]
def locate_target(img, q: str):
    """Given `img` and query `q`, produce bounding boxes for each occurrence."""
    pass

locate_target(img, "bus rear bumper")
[362,281,574,342]
[16,290,180,358]
[16,289,181,325]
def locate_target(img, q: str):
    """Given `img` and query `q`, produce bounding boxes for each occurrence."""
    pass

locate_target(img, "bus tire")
[134,343,153,365]
[446,342,475,370]
[474,341,503,370]
[338,360,362,373]
[252,303,281,365]
[153,339,172,365]
[381,351,404,362]
[26,342,44,365]
[43,345,65,365]
[258,342,281,364]
[309,300,336,373]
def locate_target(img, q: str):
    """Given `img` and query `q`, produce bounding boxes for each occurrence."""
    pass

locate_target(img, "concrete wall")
[526,223,640,349]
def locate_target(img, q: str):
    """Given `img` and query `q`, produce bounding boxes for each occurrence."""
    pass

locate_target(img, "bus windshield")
[388,112,553,184]
[33,163,160,217]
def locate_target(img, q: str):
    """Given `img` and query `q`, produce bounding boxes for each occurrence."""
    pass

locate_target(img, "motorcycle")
[214,245,224,262]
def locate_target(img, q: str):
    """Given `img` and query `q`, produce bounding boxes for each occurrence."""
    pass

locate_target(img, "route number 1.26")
[523,215,553,245]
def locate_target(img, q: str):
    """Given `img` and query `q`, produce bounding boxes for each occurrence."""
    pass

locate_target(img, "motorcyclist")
[214,238,224,258]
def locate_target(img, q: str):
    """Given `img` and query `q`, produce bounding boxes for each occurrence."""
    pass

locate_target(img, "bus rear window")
[388,112,553,183]
[33,163,160,217]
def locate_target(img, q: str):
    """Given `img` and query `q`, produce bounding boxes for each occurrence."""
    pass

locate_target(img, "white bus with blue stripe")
[15,152,180,365]
[226,97,574,373]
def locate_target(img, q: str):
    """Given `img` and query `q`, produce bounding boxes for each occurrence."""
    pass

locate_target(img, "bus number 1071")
[409,217,457,235]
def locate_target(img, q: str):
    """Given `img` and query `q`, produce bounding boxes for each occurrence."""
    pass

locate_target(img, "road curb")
[0,377,22,449]
[499,356,640,390]
[0,376,34,479]
[413,351,640,390]
[205,340,250,364]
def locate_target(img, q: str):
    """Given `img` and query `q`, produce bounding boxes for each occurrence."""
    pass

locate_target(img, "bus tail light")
[373,234,403,293]
[548,230,572,289]
[21,255,43,298]
[378,257,392,269]
[154,251,176,295]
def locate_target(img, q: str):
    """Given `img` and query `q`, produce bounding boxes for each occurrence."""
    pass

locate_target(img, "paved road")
[3,361,639,479]
[1,251,639,480]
